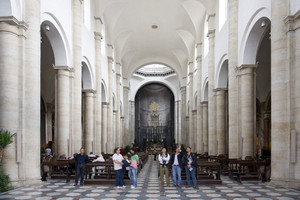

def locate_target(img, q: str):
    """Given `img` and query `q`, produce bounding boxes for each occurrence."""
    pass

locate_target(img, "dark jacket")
[74,154,89,165]
[183,153,197,168]
[122,160,130,170]
[169,151,183,168]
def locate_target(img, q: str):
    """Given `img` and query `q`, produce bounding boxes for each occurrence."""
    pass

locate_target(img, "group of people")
[72,145,198,189]
[158,145,198,188]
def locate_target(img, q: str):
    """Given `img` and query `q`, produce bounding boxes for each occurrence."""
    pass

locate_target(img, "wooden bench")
[42,160,76,182]
[229,160,266,183]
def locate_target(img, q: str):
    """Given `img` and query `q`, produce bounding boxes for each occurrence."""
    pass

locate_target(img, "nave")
[1,156,299,200]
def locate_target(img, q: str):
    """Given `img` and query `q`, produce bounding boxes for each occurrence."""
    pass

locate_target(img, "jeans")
[75,165,85,184]
[121,169,127,186]
[172,165,181,185]
[129,167,137,187]
[115,169,123,187]
[185,166,197,187]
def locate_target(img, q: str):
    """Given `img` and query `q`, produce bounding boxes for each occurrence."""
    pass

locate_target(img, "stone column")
[0,19,26,184]
[202,102,208,153]
[113,110,117,147]
[188,62,194,149]
[207,14,216,155]
[121,117,125,146]
[174,100,179,144]
[123,85,130,146]
[54,67,72,156]
[237,65,256,158]
[192,110,197,150]
[116,63,122,147]
[196,45,203,153]
[228,0,239,158]
[94,32,102,154]
[72,0,83,154]
[186,116,189,146]
[22,0,41,184]
[83,90,95,153]
[180,86,187,145]
[129,101,135,145]
[271,0,292,183]
[101,102,108,153]
[107,55,114,153]
[216,89,227,155]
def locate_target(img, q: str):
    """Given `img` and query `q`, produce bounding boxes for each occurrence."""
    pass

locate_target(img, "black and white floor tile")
[1,157,299,200]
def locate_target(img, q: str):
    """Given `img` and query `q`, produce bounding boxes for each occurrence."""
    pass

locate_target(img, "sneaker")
[121,185,126,189]
[115,186,120,189]
[193,186,198,189]
[74,183,78,186]
[130,185,135,189]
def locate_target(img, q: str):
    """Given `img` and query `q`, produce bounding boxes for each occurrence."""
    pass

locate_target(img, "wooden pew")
[229,159,266,183]
[42,160,75,182]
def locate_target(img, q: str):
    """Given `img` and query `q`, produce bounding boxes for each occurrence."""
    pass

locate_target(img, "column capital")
[53,65,74,71]
[236,64,257,76]
[196,56,202,62]
[214,88,228,93]
[200,101,208,105]
[82,89,96,94]
[207,29,216,38]
[180,86,186,91]
[107,56,114,63]
[192,110,197,114]
[284,10,300,32]
[102,102,109,106]
[94,32,103,40]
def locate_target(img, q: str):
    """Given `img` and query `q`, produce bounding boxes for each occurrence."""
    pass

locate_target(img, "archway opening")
[40,26,56,157]
[256,26,271,161]
[134,83,175,152]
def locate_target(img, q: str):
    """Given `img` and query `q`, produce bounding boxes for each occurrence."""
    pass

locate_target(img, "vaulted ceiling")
[99,0,216,79]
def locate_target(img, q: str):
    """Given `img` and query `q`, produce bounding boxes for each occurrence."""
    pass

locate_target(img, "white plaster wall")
[238,0,271,66]
[41,0,72,64]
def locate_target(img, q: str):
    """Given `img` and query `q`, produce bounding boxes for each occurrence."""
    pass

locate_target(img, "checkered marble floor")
[1,157,300,200]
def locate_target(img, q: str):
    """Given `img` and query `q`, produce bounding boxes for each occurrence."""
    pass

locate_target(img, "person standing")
[153,147,157,161]
[74,148,89,186]
[129,148,139,189]
[113,147,124,189]
[158,148,170,187]
[183,146,197,188]
[169,145,183,187]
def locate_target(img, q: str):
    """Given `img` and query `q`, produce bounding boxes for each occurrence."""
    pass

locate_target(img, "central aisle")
[0,156,299,199]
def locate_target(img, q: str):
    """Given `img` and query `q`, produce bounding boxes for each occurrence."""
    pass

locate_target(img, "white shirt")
[112,153,123,170]
[158,153,170,165]
[173,153,179,166]
[93,157,105,170]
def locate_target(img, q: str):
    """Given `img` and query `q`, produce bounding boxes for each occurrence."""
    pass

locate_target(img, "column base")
[10,178,42,188]
[269,178,300,189]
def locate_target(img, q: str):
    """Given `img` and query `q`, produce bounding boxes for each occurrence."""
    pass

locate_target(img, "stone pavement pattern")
[0,157,299,200]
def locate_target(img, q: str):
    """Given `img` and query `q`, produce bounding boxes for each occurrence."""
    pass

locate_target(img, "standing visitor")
[158,147,170,187]
[112,147,124,189]
[183,146,198,188]
[129,148,139,189]
[74,148,89,186]
[169,145,183,187]
[153,147,157,161]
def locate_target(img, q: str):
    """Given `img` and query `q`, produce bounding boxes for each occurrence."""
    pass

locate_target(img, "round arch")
[202,78,208,102]
[101,80,108,103]
[41,12,71,66]
[82,57,94,90]
[130,80,178,102]
[239,8,271,65]
[216,56,228,89]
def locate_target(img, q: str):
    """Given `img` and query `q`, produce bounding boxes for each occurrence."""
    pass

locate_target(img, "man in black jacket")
[169,145,183,187]
[183,146,197,188]
[74,148,89,186]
